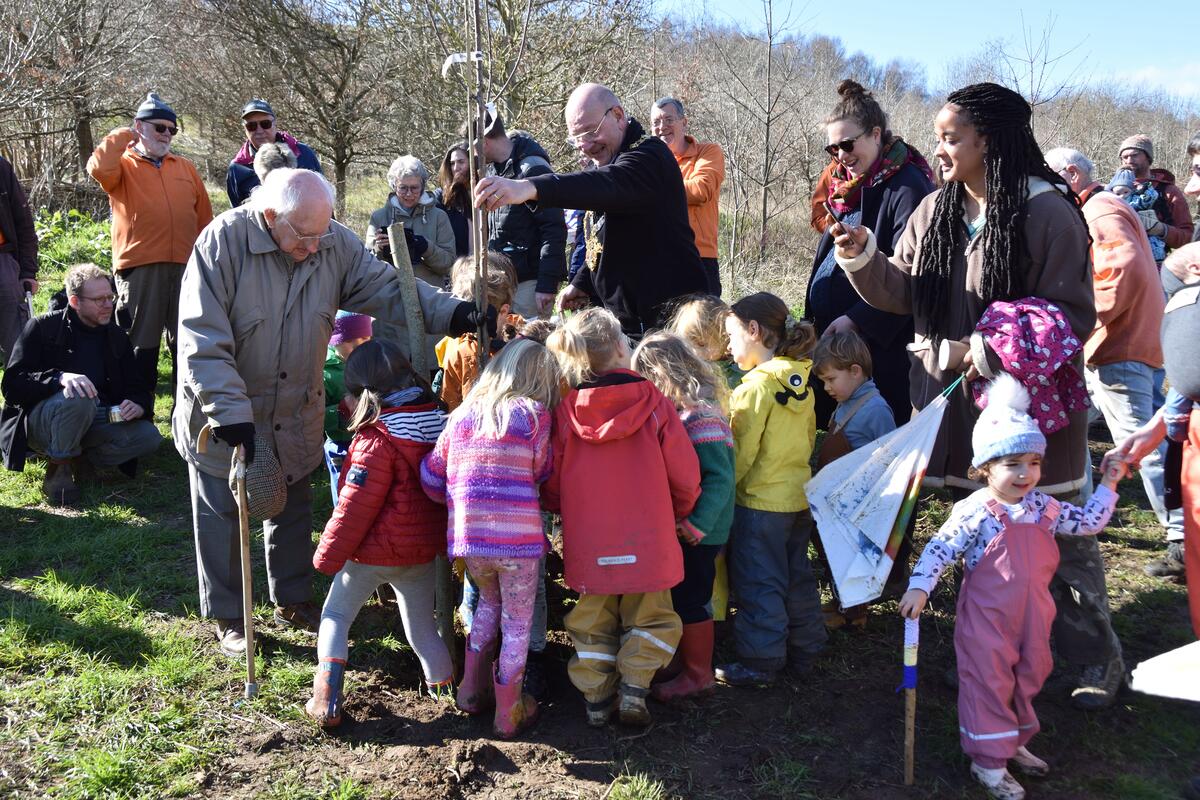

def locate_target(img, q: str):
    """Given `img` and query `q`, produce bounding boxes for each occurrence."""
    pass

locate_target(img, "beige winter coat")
[173,206,462,483]
[837,178,1096,493]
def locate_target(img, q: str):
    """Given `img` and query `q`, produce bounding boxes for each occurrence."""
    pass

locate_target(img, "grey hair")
[65,263,111,297]
[387,155,430,191]
[253,142,298,182]
[248,167,336,216]
[1044,147,1094,181]
[652,97,686,118]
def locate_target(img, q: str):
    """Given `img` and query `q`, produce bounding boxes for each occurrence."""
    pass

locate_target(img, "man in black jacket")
[480,113,566,318]
[475,83,707,337]
[0,155,39,364]
[0,264,161,505]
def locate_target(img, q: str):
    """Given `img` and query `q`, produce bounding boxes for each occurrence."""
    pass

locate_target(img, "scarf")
[827,137,934,215]
[232,130,302,167]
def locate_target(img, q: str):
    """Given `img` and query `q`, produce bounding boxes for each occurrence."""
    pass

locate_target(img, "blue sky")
[655,0,1200,98]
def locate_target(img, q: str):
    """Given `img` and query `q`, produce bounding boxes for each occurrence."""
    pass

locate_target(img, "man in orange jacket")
[650,97,725,297]
[87,93,213,411]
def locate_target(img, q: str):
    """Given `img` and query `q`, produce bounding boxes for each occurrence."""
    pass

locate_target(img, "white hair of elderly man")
[1044,147,1095,182]
[249,167,336,216]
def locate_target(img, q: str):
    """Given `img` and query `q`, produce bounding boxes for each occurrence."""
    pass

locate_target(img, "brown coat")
[839,179,1096,493]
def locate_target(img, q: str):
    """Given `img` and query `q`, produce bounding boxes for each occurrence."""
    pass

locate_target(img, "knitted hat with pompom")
[971,373,1047,468]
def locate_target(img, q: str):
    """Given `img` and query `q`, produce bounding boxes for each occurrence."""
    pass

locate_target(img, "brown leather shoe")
[274,601,321,634]
[216,618,247,657]
[43,460,81,506]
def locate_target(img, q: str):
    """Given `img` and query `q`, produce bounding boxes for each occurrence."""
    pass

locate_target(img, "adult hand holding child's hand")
[898,589,927,620]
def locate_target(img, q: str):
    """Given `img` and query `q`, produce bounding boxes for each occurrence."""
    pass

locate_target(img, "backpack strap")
[829,390,875,435]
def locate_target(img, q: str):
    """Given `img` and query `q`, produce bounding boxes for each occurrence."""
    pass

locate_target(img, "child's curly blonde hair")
[449,252,517,309]
[632,331,729,413]
[666,294,731,361]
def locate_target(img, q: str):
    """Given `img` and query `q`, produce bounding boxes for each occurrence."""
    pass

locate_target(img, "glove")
[1136,209,1165,236]
[449,301,498,338]
[211,422,256,464]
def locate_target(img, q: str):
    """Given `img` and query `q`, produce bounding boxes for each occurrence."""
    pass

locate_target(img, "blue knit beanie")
[135,93,177,125]
[971,373,1047,468]
[1107,169,1136,194]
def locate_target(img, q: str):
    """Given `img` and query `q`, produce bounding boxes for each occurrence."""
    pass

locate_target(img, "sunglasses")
[244,119,275,132]
[824,131,867,157]
[148,122,178,136]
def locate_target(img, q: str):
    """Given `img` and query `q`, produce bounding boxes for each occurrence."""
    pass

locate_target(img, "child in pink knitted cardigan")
[420,339,563,739]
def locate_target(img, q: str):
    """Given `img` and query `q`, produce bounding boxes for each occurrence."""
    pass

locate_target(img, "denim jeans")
[1086,361,1185,541]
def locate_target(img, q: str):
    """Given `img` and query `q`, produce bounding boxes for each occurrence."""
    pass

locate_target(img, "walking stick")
[234,444,258,700]
[901,617,919,785]
[197,424,258,698]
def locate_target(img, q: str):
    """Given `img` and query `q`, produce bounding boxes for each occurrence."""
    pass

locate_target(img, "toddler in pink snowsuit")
[899,374,1126,800]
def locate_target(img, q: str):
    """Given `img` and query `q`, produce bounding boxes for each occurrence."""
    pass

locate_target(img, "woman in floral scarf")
[805,79,935,429]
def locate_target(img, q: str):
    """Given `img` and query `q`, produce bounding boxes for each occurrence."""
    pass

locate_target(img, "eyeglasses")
[148,122,178,136]
[80,294,116,305]
[396,185,423,195]
[824,131,867,157]
[652,115,682,128]
[280,217,335,245]
[1192,164,1200,177]
[566,107,615,148]
[244,119,275,132]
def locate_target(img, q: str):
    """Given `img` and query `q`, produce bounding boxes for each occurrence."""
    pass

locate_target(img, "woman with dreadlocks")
[832,83,1121,798]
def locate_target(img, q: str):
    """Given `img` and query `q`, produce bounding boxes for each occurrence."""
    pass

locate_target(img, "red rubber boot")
[652,620,716,703]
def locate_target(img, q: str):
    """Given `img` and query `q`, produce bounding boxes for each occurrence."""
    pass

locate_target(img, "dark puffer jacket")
[312,401,448,574]
[488,133,567,292]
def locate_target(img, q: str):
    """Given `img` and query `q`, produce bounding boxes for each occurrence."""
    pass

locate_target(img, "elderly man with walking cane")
[174,168,488,656]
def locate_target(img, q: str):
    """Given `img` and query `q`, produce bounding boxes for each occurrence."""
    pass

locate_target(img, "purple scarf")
[232,130,302,167]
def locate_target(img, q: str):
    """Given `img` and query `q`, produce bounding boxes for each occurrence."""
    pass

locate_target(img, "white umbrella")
[1131,641,1200,703]
[808,378,960,609]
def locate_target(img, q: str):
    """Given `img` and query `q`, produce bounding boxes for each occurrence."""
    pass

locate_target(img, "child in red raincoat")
[543,308,701,728]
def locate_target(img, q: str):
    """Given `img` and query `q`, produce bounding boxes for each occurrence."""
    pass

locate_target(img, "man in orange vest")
[87,93,213,411]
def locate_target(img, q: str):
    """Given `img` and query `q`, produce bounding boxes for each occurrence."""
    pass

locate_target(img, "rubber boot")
[652,620,716,703]
[492,663,539,739]
[456,641,497,714]
[43,459,81,506]
[305,657,346,728]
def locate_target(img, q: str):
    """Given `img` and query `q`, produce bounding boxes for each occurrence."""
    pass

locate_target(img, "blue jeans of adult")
[323,436,349,507]
[728,506,827,671]
[1086,361,1185,542]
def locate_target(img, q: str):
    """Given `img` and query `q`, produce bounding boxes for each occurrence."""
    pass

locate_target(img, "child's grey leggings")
[317,560,452,684]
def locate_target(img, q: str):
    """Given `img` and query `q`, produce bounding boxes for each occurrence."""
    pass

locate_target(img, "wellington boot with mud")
[492,666,539,739]
[652,620,716,703]
[456,643,496,714]
[305,658,346,728]
[43,460,80,507]
[970,763,1025,800]
[585,696,617,727]
[618,684,652,726]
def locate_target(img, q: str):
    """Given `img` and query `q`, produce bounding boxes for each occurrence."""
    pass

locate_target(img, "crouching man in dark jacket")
[0,263,161,505]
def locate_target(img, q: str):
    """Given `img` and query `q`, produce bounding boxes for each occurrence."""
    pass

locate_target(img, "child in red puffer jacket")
[305,340,452,728]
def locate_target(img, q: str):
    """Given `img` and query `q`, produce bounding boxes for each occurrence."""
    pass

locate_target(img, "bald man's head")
[565,83,627,166]
[253,167,337,261]
[1164,242,1200,286]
